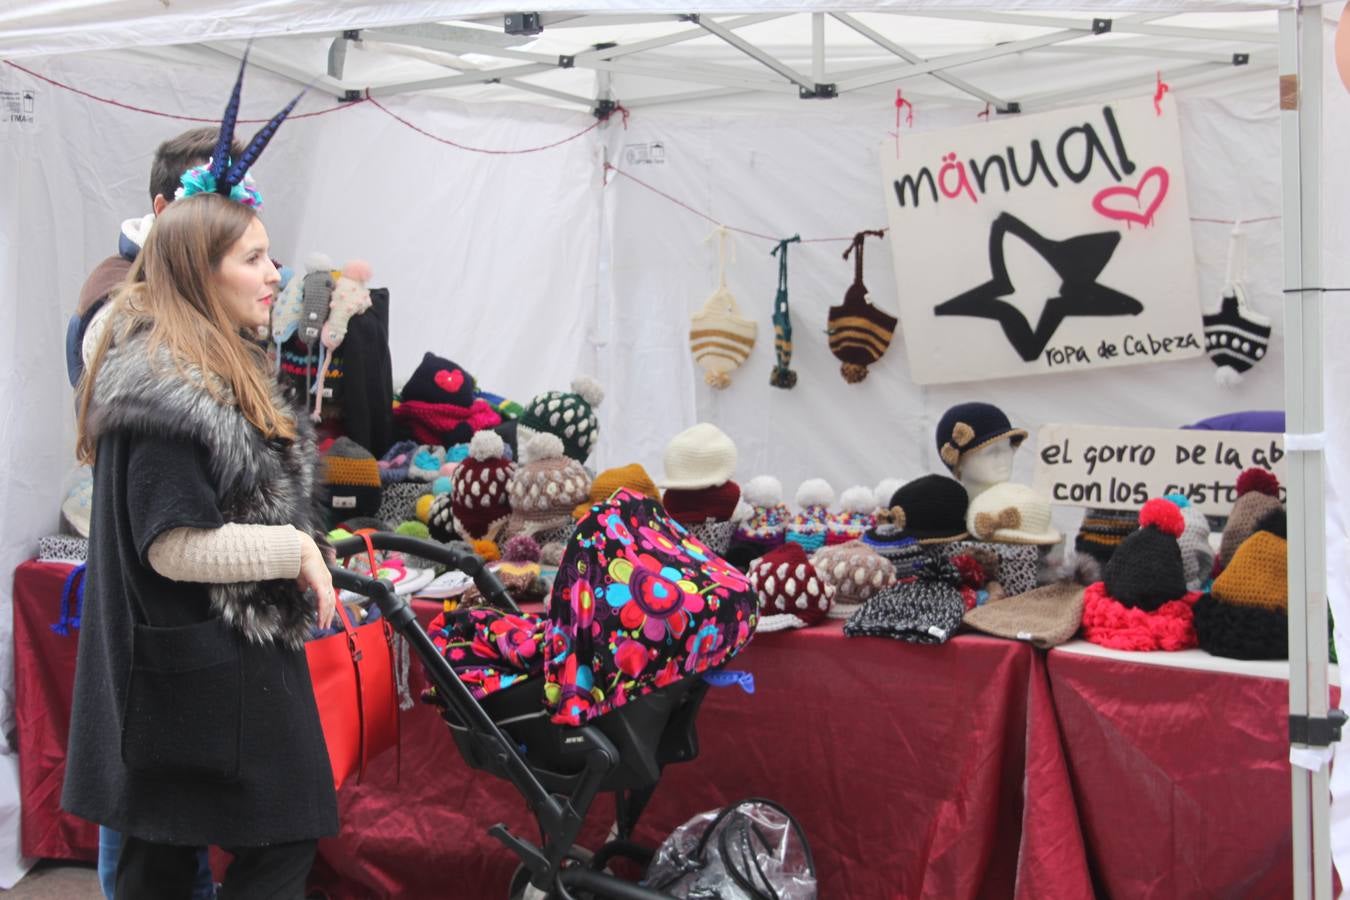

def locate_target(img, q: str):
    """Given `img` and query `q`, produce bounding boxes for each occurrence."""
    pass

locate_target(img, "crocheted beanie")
[748,542,834,631]
[735,476,791,542]
[879,474,970,544]
[1081,580,1198,651]
[322,437,383,519]
[575,463,661,520]
[1163,494,1213,591]
[492,534,546,601]
[505,433,592,537]
[1217,468,1283,572]
[962,581,1085,649]
[519,376,604,463]
[784,479,835,553]
[827,486,877,545]
[842,579,965,644]
[663,481,741,526]
[401,352,476,407]
[1074,507,1140,567]
[1194,508,1288,659]
[427,493,457,543]
[450,430,515,541]
[814,541,897,615]
[860,530,932,580]
[1101,499,1191,611]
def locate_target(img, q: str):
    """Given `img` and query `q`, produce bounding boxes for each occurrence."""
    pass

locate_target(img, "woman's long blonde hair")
[76,192,296,462]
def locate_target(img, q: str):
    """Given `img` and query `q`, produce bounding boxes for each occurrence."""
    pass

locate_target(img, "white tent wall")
[598,86,1284,523]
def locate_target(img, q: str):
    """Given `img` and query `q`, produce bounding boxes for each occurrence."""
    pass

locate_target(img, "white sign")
[880,96,1204,385]
[0,88,36,127]
[1031,423,1286,514]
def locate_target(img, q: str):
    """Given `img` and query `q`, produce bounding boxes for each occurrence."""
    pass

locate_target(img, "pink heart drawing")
[1091,166,1170,227]
[434,368,465,394]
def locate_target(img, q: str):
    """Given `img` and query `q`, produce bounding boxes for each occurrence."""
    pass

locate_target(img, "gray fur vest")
[88,325,322,649]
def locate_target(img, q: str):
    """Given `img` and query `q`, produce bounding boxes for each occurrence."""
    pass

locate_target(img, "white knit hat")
[660,423,737,490]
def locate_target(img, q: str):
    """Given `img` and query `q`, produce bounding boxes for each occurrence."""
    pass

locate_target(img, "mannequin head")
[958,440,1017,496]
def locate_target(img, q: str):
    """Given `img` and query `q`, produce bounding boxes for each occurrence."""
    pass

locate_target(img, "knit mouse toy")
[312,259,373,420]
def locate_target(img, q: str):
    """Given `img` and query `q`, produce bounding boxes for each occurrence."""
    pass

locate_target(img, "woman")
[63,191,339,899]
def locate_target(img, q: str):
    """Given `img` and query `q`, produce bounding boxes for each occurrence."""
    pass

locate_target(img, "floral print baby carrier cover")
[546,488,757,726]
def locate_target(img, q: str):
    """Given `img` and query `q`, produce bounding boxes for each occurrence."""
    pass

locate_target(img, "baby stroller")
[329,489,759,899]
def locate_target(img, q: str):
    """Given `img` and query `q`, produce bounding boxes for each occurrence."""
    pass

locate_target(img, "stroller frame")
[329,533,706,900]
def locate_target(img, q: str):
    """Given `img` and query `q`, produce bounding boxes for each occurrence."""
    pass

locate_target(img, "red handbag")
[306,533,400,790]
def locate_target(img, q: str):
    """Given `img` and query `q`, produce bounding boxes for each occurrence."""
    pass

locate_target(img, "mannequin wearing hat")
[935,401,1028,499]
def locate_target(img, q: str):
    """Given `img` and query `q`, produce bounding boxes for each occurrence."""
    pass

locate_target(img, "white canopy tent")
[1,1,1344,895]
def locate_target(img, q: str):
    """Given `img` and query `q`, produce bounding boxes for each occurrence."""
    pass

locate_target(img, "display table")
[11,559,1323,899]
[308,617,1092,900]
[12,561,97,862]
[1047,641,1340,899]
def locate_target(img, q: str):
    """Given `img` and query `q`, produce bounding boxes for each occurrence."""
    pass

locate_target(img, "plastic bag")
[643,798,816,900]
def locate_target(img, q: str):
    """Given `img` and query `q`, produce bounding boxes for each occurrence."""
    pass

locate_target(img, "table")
[13,560,1320,899]
[1047,642,1340,898]
[308,618,1092,900]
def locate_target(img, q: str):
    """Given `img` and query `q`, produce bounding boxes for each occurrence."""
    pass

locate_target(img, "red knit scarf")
[393,399,502,445]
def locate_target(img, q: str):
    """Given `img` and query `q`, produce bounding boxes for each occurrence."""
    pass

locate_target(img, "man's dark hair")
[148,127,244,204]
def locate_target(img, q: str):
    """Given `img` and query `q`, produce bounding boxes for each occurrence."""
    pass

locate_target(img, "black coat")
[62,325,337,846]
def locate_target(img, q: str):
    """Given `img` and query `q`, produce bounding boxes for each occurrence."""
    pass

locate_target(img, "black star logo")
[934,212,1143,362]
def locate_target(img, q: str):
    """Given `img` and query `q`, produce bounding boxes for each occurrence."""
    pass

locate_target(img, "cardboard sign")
[880,96,1204,384]
[1031,423,1285,514]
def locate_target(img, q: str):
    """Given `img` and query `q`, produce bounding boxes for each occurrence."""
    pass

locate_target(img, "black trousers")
[115,835,317,900]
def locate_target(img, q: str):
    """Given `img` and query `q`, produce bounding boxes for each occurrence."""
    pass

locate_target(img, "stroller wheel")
[507,848,596,900]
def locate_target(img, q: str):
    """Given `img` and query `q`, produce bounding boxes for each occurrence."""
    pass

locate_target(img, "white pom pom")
[743,476,783,507]
[840,486,875,515]
[520,431,564,464]
[1214,365,1244,388]
[570,375,605,408]
[795,478,835,510]
[468,430,505,462]
[731,499,754,524]
[305,252,333,273]
[874,478,905,510]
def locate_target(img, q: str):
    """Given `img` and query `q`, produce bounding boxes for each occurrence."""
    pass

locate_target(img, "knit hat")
[860,529,931,578]
[1217,468,1283,571]
[504,432,592,538]
[1203,283,1272,386]
[962,582,1085,648]
[322,437,383,520]
[401,352,476,407]
[1194,508,1288,659]
[685,520,736,557]
[827,486,877,545]
[877,474,970,544]
[660,423,737,490]
[726,475,790,567]
[378,439,419,485]
[827,230,895,384]
[491,534,547,603]
[873,478,905,512]
[407,444,447,482]
[1073,506,1139,568]
[1081,499,1201,651]
[1163,494,1213,591]
[814,541,897,618]
[574,463,661,520]
[748,543,834,632]
[842,579,965,644]
[965,482,1061,545]
[663,481,742,526]
[518,376,604,463]
[785,479,834,553]
[449,430,515,541]
[934,402,1027,475]
[426,493,457,543]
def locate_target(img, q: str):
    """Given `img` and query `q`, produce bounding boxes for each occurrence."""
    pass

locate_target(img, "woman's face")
[215,216,280,331]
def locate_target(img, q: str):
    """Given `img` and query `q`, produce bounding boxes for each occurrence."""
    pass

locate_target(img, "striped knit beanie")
[690,286,756,390]
[827,230,896,384]
[827,486,877,545]
[1074,507,1140,568]
[1203,284,1272,386]
[322,437,383,520]
[1217,468,1283,573]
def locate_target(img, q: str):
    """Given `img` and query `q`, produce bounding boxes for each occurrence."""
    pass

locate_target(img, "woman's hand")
[297,531,336,629]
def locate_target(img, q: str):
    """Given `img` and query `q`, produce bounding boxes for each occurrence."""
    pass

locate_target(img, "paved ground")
[5,861,102,898]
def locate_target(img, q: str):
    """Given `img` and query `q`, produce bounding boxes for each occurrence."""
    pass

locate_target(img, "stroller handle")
[329,533,521,615]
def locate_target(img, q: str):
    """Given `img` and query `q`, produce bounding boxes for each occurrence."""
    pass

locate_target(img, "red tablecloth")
[13,561,98,862]
[1047,646,1340,898]
[309,617,1092,900]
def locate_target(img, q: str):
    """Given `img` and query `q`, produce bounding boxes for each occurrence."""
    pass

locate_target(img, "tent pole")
[812,13,825,86]
[1280,4,1332,898]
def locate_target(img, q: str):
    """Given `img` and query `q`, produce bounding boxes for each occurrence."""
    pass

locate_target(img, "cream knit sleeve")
[147,524,304,584]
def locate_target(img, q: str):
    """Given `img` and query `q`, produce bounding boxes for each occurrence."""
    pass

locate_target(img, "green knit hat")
[518,376,604,463]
